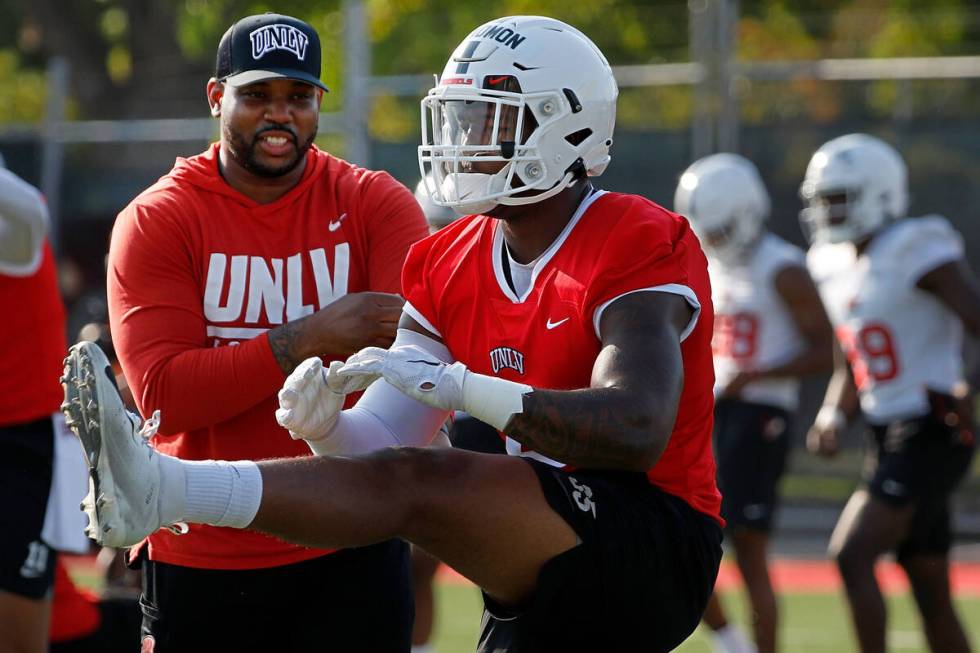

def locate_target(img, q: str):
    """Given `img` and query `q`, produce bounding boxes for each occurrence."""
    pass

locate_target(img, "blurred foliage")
[0,49,45,121]
[0,0,977,133]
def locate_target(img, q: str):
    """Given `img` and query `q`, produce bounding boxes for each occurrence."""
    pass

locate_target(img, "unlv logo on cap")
[250,24,309,61]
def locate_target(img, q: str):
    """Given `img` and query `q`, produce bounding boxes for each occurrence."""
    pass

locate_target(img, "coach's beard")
[229,126,317,178]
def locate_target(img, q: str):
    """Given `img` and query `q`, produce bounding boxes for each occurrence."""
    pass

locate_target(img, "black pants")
[479,460,723,653]
[139,540,413,652]
[866,397,976,560]
[0,416,57,598]
[713,398,792,532]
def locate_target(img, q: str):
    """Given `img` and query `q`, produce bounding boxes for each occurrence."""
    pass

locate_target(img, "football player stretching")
[63,16,725,653]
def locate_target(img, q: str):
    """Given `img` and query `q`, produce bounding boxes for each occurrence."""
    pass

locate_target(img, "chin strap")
[497,170,577,207]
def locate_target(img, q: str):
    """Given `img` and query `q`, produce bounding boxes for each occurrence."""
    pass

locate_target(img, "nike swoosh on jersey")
[328,213,348,232]
[546,317,570,330]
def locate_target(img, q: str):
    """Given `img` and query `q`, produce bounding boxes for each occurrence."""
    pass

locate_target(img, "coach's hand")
[336,345,467,411]
[268,292,404,375]
[311,292,404,355]
[276,357,372,442]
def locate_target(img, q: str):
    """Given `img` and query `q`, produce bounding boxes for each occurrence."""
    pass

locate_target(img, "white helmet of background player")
[418,16,618,215]
[414,176,457,231]
[674,153,770,266]
[799,133,908,245]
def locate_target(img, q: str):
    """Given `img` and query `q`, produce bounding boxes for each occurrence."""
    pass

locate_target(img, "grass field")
[65,555,980,652]
[429,583,980,653]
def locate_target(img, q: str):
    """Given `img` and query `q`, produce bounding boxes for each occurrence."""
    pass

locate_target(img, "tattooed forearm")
[268,319,308,375]
[504,388,669,471]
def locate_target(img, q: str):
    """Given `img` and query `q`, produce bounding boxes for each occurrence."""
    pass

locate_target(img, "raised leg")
[252,447,578,605]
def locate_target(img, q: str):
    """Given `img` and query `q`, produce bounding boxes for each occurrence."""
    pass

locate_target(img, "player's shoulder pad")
[406,213,485,265]
[757,232,806,272]
[877,215,963,263]
[591,192,689,250]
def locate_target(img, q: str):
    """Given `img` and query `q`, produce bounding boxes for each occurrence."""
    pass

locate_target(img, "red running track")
[438,559,980,596]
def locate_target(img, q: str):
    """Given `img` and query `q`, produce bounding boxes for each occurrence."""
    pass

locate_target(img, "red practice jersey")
[109,144,428,569]
[0,243,66,427]
[403,190,722,523]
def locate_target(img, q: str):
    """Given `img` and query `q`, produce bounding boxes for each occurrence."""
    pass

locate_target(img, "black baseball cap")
[215,13,328,91]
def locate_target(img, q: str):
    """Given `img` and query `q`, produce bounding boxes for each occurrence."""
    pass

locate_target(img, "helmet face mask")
[798,187,860,244]
[418,16,618,215]
[421,76,549,214]
[699,216,759,266]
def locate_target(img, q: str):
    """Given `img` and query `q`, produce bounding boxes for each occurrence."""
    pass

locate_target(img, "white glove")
[337,344,532,431]
[336,345,468,412]
[275,357,373,442]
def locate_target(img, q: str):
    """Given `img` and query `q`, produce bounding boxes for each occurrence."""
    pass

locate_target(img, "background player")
[65,16,723,653]
[803,133,979,653]
[0,157,88,653]
[674,153,834,653]
[105,12,428,652]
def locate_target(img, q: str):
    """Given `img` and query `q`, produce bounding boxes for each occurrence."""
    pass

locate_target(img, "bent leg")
[732,529,776,653]
[827,489,915,653]
[252,447,579,606]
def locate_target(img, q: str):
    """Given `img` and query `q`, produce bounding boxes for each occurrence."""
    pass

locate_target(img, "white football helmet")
[418,16,618,215]
[674,153,770,266]
[414,176,457,231]
[799,134,908,244]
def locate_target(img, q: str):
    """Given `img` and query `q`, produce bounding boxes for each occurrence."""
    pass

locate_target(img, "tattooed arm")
[506,292,690,471]
[395,291,692,471]
[267,291,404,375]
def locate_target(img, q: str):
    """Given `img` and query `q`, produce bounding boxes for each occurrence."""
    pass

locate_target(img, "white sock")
[712,623,757,653]
[411,646,434,653]
[158,455,263,529]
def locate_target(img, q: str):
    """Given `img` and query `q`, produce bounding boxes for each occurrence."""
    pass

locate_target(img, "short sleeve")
[757,234,806,279]
[584,208,703,340]
[401,236,443,337]
[896,216,964,287]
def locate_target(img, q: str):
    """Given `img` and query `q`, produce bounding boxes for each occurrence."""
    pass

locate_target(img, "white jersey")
[711,232,807,410]
[807,216,965,424]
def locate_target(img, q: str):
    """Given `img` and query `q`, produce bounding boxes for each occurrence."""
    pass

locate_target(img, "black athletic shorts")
[138,539,413,652]
[478,459,723,653]
[713,398,792,532]
[865,396,976,559]
[0,415,58,599]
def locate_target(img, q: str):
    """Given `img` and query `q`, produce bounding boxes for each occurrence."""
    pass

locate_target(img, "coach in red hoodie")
[107,13,428,652]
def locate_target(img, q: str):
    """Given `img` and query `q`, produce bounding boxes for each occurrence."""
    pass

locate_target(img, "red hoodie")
[108,144,428,569]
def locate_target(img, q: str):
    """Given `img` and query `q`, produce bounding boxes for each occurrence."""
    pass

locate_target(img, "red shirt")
[0,243,66,426]
[109,144,428,568]
[403,191,722,523]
